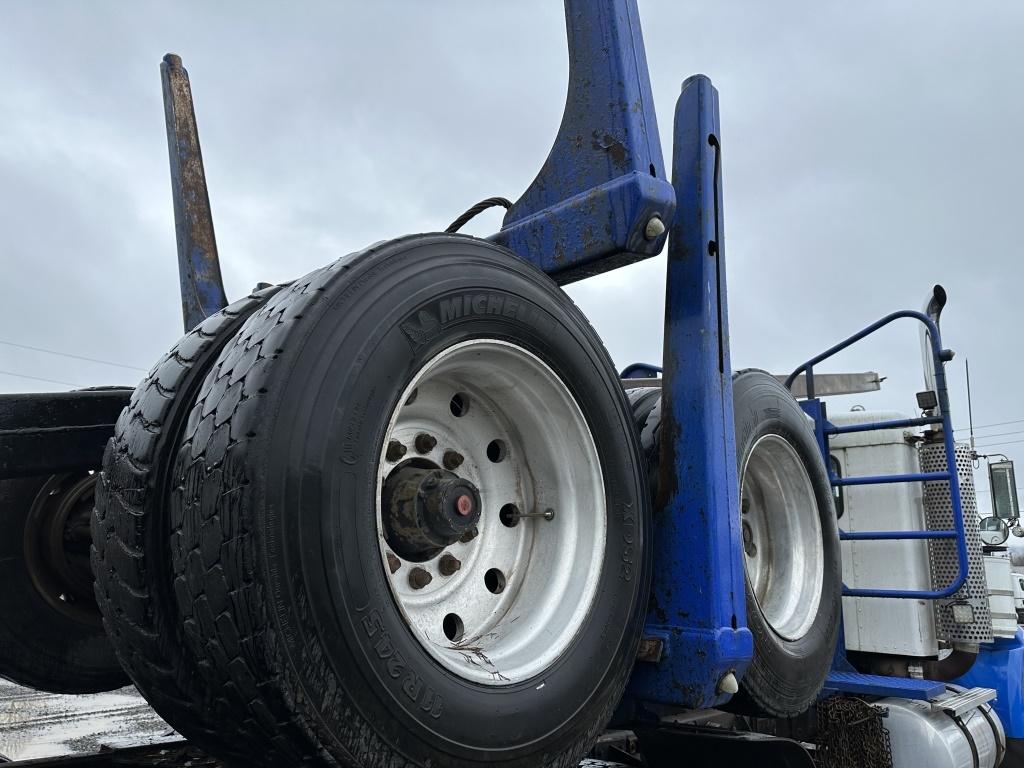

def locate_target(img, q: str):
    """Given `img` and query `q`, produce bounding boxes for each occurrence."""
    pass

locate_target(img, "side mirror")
[979,515,1010,546]
[989,460,1020,520]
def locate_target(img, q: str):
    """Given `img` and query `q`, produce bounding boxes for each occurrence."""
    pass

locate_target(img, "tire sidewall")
[254,240,649,763]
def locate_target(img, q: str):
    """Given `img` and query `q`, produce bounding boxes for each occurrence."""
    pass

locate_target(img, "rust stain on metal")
[161,53,228,331]
[592,131,628,169]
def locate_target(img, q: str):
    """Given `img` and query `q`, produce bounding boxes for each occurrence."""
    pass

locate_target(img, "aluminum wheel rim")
[740,434,823,641]
[376,339,606,685]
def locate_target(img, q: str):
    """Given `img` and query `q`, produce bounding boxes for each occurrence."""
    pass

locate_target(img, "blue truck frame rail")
[785,310,969,600]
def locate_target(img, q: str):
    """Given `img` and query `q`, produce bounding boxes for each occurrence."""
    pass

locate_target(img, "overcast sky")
[1,1,1021,518]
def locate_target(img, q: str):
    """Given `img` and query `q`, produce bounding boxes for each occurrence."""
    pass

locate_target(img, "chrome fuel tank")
[881,686,1004,768]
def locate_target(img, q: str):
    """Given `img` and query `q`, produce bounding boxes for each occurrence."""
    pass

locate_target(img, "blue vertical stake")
[627,75,753,708]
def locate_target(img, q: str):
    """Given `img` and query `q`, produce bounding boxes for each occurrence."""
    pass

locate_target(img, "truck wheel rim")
[23,473,100,626]
[740,434,824,641]
[376,339,607,685]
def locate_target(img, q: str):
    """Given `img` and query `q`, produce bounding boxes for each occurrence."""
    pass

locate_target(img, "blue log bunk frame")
[155,0,976,712]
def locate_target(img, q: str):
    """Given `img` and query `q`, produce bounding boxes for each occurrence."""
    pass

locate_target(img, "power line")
[956,417,1024,433]
[962,429,1024,441]
[0,369,81,387]
[0,339,147,372]
[973,439,1024,450]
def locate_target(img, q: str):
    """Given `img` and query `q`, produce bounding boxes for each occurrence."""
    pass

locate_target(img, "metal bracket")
[491,0,676,283]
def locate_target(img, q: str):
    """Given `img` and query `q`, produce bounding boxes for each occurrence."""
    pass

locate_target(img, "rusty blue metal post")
[161,53,228,332]
[492,0,676,284]
[627,74,752,708]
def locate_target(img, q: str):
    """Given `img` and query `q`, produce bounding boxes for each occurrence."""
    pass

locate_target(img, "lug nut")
[386,552,402,574]
[408,567,432,589]
[742,521,757,558]
[443,450,464,470]
[415,433,437,454]
[460,526,479,544]
[439,554,461,576]
[386,440,407,462]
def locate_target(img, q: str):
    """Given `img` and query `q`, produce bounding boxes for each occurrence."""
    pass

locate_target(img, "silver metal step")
[621,371,883,397]
[930,686,997,718]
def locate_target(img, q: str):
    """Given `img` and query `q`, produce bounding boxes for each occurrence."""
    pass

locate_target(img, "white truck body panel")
[829,410,938,656]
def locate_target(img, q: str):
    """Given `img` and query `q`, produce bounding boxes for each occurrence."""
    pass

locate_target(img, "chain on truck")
[0,2,1021,767]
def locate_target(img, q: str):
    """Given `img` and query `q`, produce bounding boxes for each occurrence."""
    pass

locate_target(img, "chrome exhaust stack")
[920,284,947,410]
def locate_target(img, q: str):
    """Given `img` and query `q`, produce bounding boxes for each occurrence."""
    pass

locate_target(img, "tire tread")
[92,287,282,754]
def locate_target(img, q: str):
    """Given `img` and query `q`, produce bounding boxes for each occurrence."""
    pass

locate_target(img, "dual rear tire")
[93,236,652,767]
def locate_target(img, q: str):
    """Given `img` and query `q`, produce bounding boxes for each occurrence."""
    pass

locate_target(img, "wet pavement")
[0,678,629,766]
[0,679,176,763]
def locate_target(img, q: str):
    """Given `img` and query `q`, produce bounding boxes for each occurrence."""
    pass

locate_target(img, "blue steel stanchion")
[626,75,753,709]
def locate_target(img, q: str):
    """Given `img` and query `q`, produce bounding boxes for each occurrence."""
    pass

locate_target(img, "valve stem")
[509,507,556,522]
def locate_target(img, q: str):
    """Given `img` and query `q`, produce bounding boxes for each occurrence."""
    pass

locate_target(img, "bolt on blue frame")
[785,311,969,600]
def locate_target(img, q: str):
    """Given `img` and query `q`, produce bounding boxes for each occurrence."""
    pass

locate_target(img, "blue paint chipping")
[160,53,229,332]
[491,0,676,284]
[625,74,752,709]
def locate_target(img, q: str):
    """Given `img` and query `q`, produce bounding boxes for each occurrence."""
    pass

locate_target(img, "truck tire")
[91,285,282,756]
[167,234,652,767]
[0,473,127,693]
[627,369,841,716]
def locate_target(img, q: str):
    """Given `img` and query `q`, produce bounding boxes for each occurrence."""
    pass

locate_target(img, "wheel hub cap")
[382,464,482,560]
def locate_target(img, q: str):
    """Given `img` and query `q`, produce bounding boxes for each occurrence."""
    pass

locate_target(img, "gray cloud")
[1,1,1021,515]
